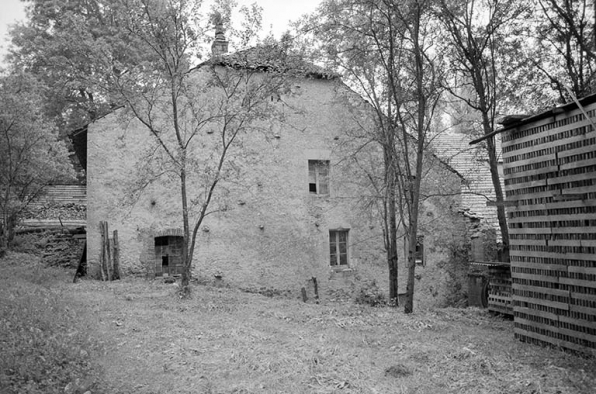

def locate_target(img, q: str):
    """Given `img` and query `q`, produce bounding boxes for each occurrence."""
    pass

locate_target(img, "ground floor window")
[329,229,349,266]
[154,236,184,276]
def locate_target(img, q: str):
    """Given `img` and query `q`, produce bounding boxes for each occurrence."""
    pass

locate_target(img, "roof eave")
[500,92,596,132]
[470,92,596,145]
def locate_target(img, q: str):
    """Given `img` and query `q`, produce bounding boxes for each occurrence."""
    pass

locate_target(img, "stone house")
[82,43,471,306]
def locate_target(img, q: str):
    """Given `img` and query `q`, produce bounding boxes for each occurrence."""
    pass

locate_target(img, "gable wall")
[87,72,468,306]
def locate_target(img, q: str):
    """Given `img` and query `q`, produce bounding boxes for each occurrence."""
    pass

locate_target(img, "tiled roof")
[431,132,504,233]
[200,45,339,80]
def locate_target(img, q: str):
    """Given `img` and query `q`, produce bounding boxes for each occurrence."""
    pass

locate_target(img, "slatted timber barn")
[499,94,596,355]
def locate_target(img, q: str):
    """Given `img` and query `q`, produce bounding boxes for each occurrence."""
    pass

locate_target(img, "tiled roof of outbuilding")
[432,132,504,233]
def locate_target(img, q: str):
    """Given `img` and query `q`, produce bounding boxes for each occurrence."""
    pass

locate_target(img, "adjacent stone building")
[84,44,470,306]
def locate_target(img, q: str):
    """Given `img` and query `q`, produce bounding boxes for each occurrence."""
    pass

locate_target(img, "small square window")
[415,236,424,266]
[308,160,330,195]
[329,229,349,266]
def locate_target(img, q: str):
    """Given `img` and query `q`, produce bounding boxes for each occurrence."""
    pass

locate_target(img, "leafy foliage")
[7,0,129,130]
[525,0,596,101]
[6,0,267,132]
[0,72,75,250]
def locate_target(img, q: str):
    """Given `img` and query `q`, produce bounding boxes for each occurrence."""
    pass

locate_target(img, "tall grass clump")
[0,256,101,394]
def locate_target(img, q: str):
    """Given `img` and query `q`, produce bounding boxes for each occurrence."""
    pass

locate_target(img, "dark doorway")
[154,236,183,276]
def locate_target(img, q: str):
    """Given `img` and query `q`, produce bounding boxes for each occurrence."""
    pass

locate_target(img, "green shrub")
[354,280,387,307]
[9,232,46,255]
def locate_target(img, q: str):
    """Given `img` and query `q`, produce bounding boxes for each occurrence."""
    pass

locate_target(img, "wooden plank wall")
[29,184,87,207]
[502,104,596,355]
[487,264,513,315]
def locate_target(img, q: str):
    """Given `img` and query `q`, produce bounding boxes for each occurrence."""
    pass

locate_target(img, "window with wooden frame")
[329,229,349,267]
[308,160,330,195]
[415,236,425,266]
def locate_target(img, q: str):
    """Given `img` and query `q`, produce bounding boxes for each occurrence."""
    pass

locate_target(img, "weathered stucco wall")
[87,68,469,306]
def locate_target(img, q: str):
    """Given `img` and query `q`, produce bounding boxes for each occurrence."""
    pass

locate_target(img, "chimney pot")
[211,12,228,57]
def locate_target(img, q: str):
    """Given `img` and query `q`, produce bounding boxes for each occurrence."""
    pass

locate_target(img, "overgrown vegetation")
[0,73,75,255]
[0,253,102,394]
[1,249,595,393]
[354,279,388,307]
[9,230,83,268]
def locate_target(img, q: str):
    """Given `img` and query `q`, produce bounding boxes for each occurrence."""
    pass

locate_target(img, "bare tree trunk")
[6,213,16,246]
[387,165,399,304]
[180,164,191,298]
[0,217,7,258]
[404,172,423,314]
[404,3,427,314]
[388,199,399,303]
[476,78,510,262]
[0,213,18,253]
[384,42,399,305]
[404,211,420,313]
[486,132,510,262]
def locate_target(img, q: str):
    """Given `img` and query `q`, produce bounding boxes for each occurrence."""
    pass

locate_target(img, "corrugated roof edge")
[470,92,596,145]
[500,92,596,131]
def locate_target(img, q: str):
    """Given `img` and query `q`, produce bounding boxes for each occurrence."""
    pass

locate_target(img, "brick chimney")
[211,13,228,57]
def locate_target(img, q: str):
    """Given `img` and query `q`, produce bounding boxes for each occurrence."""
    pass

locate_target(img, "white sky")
[0,0,323,65]
[0,0,27,61]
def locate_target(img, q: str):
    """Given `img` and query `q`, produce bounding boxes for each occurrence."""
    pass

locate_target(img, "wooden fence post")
[104,222,112,281]
[98,222,122,281]
[301,287,308,303]
[99,221,107,281]
[112,230,120,280]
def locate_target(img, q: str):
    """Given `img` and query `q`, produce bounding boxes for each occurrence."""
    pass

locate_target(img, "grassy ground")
[1,252,595,394]
[0,253,102,394]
